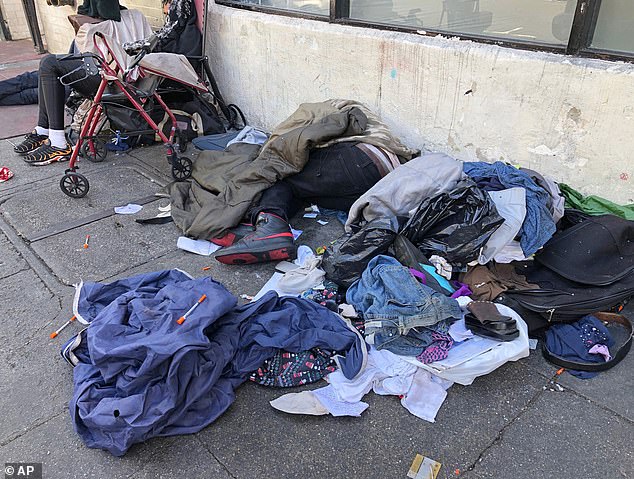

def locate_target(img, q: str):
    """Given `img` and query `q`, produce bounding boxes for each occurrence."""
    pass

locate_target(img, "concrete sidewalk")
[0,138,632,479]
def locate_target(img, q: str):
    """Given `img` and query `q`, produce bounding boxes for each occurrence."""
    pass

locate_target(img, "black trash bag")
[400,180,504,266]
[322,218,397,289]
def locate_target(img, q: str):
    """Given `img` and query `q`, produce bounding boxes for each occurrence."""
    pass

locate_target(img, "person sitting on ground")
[13,0,199,166]
[212,141,402,265]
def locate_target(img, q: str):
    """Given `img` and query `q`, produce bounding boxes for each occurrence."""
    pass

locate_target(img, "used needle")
[177,294,207,325]
[50,315,77,339]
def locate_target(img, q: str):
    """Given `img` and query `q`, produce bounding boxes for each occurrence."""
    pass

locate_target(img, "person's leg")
[13,66,49,154]
[0,71,38,103]
[247,181,302,224]
[23,55,100,165]
[214,182,298,265]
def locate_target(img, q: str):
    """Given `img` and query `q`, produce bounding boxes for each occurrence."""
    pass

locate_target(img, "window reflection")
[349,0,577,45]
[591,0,634,53]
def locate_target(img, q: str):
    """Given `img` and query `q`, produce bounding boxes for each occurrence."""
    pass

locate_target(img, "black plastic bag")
[400,180,503,266]
[322,218,397,288]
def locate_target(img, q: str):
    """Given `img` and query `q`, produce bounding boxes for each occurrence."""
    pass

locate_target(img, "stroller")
[58,31,243,198]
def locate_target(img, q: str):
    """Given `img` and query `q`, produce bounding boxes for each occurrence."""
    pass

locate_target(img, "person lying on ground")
[212,141,401,265]
[0,71,38,106]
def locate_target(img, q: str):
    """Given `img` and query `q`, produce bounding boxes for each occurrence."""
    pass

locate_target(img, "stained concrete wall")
[206,4,634,204]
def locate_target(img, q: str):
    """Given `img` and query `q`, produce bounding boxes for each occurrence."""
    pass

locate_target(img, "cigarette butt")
[176,316,186,325]
[202,266,211,271]
[556,368,565,375]
[83,235,90,249]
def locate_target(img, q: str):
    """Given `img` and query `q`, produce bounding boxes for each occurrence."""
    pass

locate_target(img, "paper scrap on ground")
[177,237,221,256]
[528,338,538,350]
[291,228,303,240]
[114,204,143,215]
[303,213,318,219]
[317,220,329,225]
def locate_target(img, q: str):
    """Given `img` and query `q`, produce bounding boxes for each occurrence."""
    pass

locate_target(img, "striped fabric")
[355,142,401,177]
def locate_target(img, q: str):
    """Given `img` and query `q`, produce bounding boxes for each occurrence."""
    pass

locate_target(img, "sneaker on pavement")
[210,222,254,247]
[14,131,48,155]
[23,142,72,166]
[215,213,296,265]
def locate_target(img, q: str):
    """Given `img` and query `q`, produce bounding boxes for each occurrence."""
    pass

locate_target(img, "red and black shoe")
[215,212,296,265]
[210,222,254,247]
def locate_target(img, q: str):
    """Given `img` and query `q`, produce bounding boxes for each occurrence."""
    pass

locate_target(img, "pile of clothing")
[57,99,633,456]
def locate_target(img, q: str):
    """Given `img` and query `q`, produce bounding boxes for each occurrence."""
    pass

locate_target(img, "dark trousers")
[37,54,100,130]
[0,71,39,106]
[250,142,382,223]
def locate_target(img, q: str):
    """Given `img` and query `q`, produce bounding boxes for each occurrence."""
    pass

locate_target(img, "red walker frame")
[60,32,194,198]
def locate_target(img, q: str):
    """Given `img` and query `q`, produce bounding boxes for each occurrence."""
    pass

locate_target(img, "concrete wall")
[1,0,31,40]
[206,4,634,204]
[34,0,163,54]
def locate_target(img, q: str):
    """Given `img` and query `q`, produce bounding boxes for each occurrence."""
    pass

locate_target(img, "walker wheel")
[80,138,108,163]
[171,156,192,181]
[60,171,90,198]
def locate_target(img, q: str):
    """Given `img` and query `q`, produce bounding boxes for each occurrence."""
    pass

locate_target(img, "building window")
[590,0,634,54]
[218,0,634,61]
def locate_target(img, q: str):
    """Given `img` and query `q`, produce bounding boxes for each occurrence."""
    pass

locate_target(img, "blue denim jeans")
[346,255,462,355]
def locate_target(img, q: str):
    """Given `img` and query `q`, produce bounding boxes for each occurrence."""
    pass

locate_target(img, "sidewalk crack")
[0,410,66,447]
[195,436,238,479]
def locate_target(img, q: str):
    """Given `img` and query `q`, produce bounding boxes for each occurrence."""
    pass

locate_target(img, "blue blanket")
[68,270,364,455]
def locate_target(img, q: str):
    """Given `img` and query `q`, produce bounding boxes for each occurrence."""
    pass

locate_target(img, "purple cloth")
[416,331,454,364]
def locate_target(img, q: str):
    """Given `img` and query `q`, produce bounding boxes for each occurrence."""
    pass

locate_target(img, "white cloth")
[479,188,527,264]
[492,240,529,263]
[408,300,530,385]
[276,247,325,294]
[114,203,143,215]
[272,349,451,423]
[430,255,453,280]
[448,319,475,342]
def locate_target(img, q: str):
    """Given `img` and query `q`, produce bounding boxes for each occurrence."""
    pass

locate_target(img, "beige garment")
[75,9,152,59]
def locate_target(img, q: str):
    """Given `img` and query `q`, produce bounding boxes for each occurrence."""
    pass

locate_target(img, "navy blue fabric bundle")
[463,161,556,256]
[545,315,614,379]
[69,270,364,456]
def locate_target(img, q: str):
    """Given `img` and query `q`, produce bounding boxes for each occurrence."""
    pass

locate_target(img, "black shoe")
[14,131,48,155]
[23,142,72,166]
[215,213,296,265]
[210,222,254,247]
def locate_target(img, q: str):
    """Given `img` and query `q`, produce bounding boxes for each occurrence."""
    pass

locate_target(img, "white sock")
[48,129,67,149]
[35,126,48,136]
